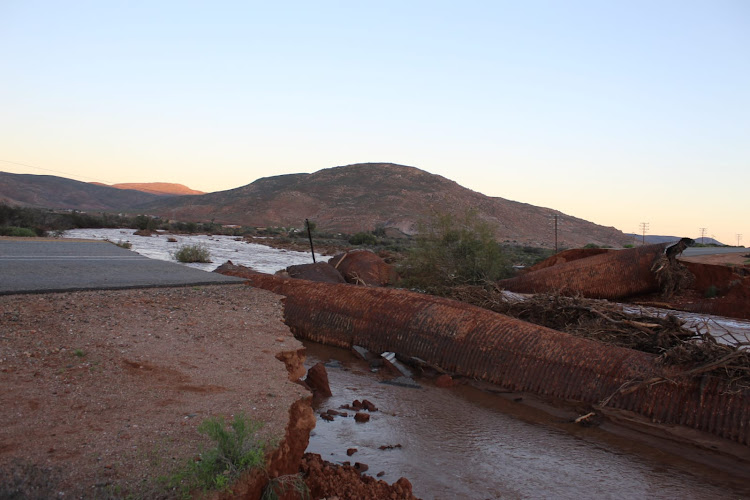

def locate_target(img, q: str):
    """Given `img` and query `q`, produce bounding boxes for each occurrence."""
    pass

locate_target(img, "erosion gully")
[302,340,750,500]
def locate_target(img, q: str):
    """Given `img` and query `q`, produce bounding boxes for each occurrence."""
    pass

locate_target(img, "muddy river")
[303,341,750,499]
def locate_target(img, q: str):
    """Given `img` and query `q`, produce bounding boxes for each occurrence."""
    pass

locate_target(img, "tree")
[398,210,511,294]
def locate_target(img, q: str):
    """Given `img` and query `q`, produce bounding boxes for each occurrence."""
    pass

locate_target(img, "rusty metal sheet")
[236,273,749,446]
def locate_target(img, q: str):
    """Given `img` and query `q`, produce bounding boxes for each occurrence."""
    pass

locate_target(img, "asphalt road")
[0,239,244,295]
[681,247,748,257]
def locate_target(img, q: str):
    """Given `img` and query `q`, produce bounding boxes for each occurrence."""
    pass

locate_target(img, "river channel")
[303,341,750,500]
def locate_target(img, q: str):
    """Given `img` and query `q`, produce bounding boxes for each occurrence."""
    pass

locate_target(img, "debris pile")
[450,285,695,353]
[451,284,750,392]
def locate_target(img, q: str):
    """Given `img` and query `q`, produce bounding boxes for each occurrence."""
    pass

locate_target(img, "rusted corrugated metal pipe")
[498,243,669,299]
[240,273,749,446]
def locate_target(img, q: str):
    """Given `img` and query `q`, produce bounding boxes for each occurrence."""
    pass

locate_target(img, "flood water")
[304,341,750,500]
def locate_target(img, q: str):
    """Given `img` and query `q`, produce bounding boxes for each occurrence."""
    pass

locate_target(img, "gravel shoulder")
[0,284,308,498]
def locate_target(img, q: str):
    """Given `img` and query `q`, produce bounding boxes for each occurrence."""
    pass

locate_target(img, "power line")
[638,222,649,245]
[699,227,707,245]
[0,159,115,185]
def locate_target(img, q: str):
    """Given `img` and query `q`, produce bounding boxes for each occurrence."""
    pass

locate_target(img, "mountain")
[89,182,204,196]
[0,171,161,211]
[625,234,726,246]
[141,163,630,248]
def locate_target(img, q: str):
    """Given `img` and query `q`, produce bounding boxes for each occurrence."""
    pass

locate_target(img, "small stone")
[362,399,378,412]
[354,462,369,473]
[354,412,370,423]
[435,374,454,388]
[346,448,357,456]
[377,471,385,477]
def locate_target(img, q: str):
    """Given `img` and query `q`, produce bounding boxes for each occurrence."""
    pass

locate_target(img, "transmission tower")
[738,234,743,247]
[699,227,707,244]
[638,222,649,245]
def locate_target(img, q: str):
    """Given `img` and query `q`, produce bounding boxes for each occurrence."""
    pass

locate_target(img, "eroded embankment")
[239,273,750,448]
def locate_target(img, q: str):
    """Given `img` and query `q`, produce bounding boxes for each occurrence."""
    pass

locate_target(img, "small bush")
[165,414,265,496]
[0,226,37,237]
[349,232,378,246]
[705,285,718,298]
[173,244,211,263]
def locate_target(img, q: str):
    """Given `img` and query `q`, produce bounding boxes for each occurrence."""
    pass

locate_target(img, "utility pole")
[738,234,743,247]
[699,227,707,245]
[554,214,558,253]
[305,219,316,263]
[639,222,649,245]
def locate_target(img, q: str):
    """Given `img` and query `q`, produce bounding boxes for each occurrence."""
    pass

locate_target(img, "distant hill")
[141,163,631,248]
[89,182,204,196]
[2,164,634,248]
[625,234,726,246]
[0,171,161,211]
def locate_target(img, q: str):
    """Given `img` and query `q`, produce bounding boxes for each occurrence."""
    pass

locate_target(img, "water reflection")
[304,341,749,500]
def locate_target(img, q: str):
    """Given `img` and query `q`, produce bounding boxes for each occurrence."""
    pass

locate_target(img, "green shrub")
[173,244,211,263]
[349,232,378,246]
[0,226,37,237]
[165,414,266,497]
[398,211,512,294]
[705,285,718,298]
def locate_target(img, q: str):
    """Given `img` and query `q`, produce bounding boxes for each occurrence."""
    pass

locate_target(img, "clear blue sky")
[1,1,748,245]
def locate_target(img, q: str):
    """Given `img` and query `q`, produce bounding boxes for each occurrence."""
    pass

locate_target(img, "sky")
[1,1,748,245]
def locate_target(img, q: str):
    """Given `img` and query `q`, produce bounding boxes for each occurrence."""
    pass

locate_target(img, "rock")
[355,462,369,473]
[377,471,385,477]
[354,412,370,423]
[320,413,334,422]
[362,399,378,412]
[286,262,346,283]
[213,260,260,277]
[346,448,358,456]
[305,362,332,398]
[435,374,454,388]
[328,250,399,286]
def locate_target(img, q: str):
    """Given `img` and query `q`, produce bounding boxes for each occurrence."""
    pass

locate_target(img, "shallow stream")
[304,341,750,500]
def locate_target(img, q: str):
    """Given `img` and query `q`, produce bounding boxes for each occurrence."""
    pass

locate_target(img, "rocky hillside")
[0,171,161,211]
[90,182,204,196]
[142,163,629,248]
